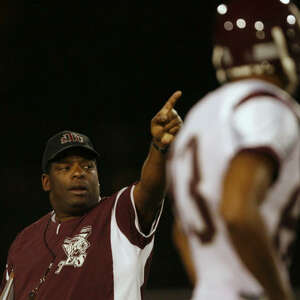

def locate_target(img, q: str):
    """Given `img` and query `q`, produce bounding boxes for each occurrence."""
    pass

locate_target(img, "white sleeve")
[231,96,299,160]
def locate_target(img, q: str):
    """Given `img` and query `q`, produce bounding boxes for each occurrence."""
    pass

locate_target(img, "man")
[167,0,300,299]
[0,90,183,300]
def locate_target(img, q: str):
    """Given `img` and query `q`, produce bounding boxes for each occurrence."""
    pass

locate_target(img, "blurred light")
[255,21,264,31]
[280,0,290,4]
[287,14,296,25]
[236,18,246,29]
[224,21,233,31]
[217,4,227,15]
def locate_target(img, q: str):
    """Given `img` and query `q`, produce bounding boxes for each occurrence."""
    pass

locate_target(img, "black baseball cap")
[42,130,99,172]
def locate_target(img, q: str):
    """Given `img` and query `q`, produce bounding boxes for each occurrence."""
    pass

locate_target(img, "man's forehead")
[53,148,97,163]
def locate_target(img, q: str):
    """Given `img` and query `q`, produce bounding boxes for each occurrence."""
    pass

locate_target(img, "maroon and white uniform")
[0,184,163,300]
[167,79,300,300]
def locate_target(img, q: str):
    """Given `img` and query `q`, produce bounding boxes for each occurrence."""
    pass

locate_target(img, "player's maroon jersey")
[0,184,163,300]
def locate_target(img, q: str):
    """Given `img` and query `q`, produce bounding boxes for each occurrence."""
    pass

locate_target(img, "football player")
[167,0,300,299]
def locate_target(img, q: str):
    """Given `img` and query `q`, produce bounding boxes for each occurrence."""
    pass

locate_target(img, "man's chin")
[69,197,97,215]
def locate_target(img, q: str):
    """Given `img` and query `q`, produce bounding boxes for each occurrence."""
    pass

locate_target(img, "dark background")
[1,0,300,291]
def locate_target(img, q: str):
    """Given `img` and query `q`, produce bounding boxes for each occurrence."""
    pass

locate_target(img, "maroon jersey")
[1,184,163,300]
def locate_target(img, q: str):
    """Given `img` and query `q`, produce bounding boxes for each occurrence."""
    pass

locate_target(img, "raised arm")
[133,90,183,232]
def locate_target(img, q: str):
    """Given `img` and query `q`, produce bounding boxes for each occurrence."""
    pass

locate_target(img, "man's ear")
[42,173,51,192]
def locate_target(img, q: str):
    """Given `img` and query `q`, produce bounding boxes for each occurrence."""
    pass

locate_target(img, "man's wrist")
[152,140,169,154]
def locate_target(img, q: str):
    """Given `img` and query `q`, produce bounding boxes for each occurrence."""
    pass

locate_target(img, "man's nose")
[72,164,85,177]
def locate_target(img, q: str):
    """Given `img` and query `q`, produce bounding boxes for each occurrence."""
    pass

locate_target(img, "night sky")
[1,0,300,291]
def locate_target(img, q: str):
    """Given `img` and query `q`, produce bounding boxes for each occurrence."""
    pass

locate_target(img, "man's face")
[42,150,100,220]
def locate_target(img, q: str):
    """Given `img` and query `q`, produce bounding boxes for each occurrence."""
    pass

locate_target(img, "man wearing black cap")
[0,90,183,300]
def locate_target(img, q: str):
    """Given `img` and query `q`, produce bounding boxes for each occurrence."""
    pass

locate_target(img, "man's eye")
[83,165,93,170]
[59,166,70,171]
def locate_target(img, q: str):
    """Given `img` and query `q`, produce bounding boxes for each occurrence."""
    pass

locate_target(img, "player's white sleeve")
[231,96,299,160]
[0,265,14,300]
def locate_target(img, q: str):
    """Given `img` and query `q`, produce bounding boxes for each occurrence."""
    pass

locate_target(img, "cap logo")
[60,132,84,144]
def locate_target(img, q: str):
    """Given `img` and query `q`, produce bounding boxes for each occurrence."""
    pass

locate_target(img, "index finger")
[161,90,182,113]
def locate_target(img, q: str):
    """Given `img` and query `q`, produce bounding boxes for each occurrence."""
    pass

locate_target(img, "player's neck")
[232,75,284,89]
[54,213,83,223]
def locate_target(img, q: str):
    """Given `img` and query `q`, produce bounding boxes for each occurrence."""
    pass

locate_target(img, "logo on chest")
[55,226,92,274]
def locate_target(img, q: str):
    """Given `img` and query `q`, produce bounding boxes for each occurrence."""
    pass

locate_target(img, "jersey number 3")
[183,136,216,244]
[180,136,300,261]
